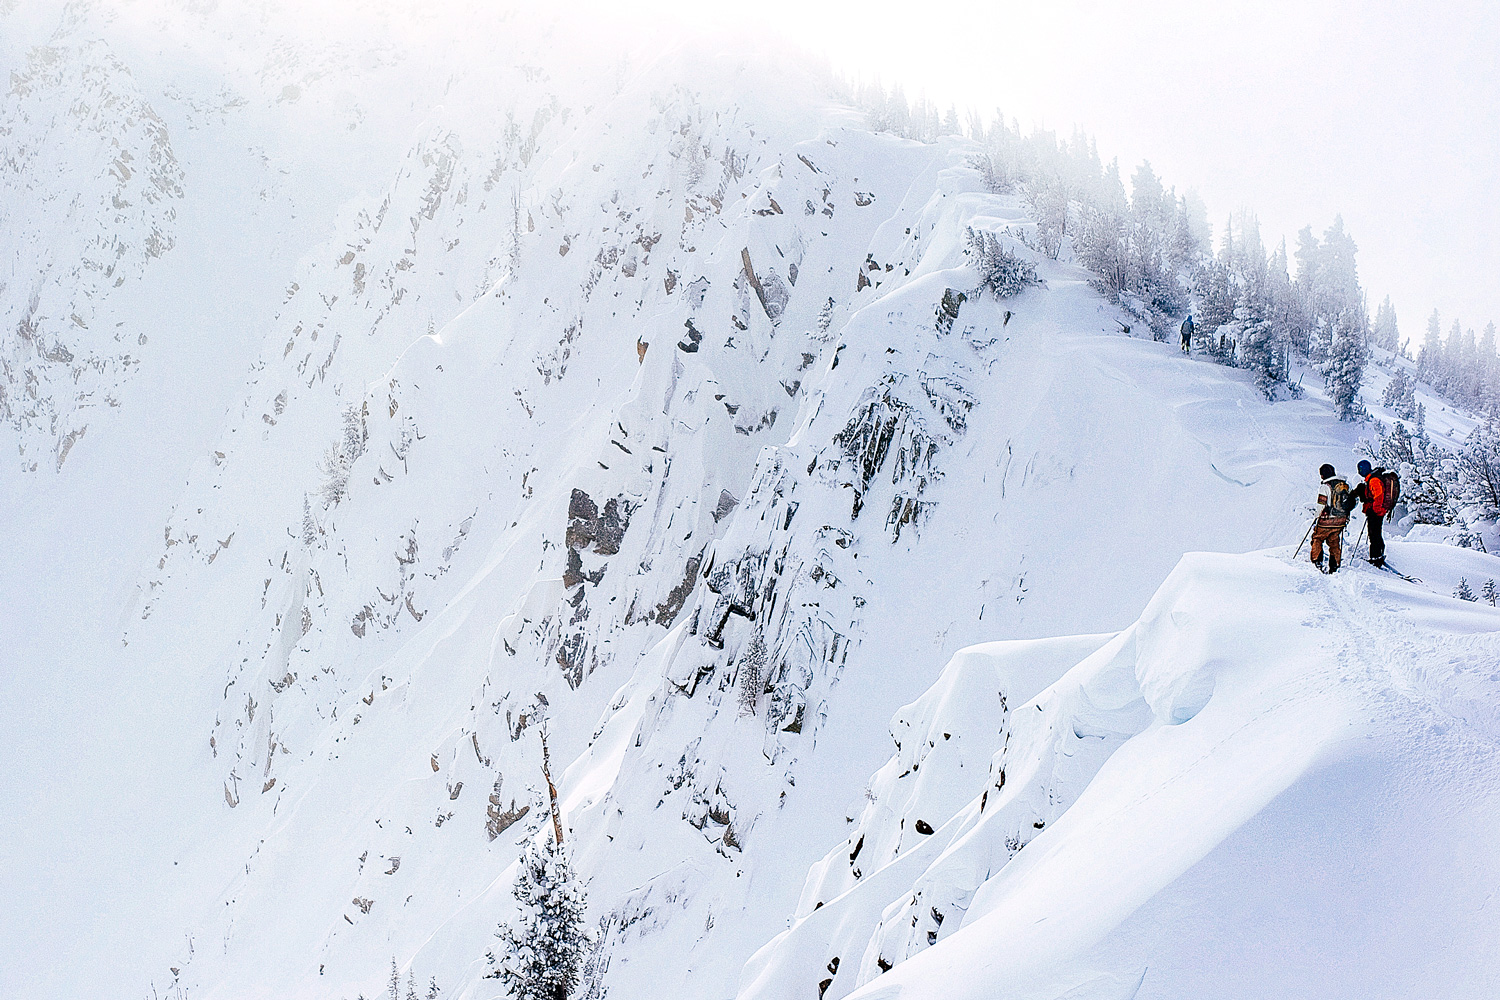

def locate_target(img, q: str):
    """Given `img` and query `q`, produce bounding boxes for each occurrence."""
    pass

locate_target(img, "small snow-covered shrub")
[964,227,1040,299]
[967,152,1012,193]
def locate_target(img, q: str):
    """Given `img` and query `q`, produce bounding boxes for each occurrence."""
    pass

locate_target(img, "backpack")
[1371,468,1400,517]
[1326,478,1355,517]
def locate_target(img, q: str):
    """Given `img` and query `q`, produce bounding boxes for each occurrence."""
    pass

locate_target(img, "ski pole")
[1354,518,1367,558]
[1294,517,1315,559]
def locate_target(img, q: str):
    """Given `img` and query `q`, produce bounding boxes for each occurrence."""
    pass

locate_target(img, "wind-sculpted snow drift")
[6,5,1500,1000]
[742,547,1500,1000]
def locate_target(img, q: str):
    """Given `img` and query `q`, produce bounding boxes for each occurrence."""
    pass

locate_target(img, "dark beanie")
[1357,460,1372,476]
[1319,463,1336,479]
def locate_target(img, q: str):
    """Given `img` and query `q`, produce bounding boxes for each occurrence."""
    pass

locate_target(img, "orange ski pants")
[1310,517,1348,571]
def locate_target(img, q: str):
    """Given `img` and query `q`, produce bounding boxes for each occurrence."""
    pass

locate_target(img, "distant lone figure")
[1311,463,1352,573]
[1180,314,1194,355]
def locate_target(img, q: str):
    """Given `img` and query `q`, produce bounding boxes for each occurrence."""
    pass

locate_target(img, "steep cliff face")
[134,94,1343,991]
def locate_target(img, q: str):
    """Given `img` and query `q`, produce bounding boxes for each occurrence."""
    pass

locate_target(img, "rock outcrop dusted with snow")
[0,25,182,470]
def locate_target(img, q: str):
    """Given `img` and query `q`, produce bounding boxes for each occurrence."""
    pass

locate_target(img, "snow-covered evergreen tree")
[1418,309,1444,385]
[1382,365,1418,420]
[1457,422,1500,521]
[1373,295,1400,353]
[487,837,590,1000]
[1193,256,1235,335]
[317,402,367,508]
[1368,421,1455,524]
[963,227,1040,299]
[1234,306,1285,394]
[301,494,318,547]
[1480,322,1498,415]
[1455,578,1476,601]
[1021,179,1066,257]
[1483,579,1498,607]
[1325,309,1369,420]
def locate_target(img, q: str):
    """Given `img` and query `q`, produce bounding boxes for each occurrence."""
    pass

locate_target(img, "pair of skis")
[1353,516,1423,582]
[1372,561,1421,584]
[1294,516,1420,582]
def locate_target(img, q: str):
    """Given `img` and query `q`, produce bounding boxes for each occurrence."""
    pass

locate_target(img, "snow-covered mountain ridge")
[4,5,1500,1000]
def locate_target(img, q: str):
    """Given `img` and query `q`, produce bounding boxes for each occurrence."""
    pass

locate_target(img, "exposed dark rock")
[556,631,594,688]
[595,497,626,554]
[563,547,586,589]
[486,776,530,841]
[834,388,935,493]
[712,489,739,522]
[652,554,702,626]
[887,495,933,541]
[566,488,599,550]
[935,288,966,335]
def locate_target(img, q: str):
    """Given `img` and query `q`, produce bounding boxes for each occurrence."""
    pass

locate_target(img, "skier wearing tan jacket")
[1311,463,1353,573]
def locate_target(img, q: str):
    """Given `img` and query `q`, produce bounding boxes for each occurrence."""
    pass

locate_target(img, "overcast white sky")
[616,0,1498,341]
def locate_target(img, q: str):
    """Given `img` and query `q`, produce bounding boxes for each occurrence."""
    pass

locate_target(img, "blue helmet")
[1357,460,1372,477]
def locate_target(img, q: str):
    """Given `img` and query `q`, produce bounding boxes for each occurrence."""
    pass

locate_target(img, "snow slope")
[741,544,1500,1000]
[4,5,1499,1000]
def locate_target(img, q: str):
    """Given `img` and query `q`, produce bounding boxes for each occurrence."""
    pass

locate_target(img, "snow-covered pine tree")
[738,631,767,716]
[486,837,590,1000]
[1325,308,1369,420]
[1193,255,1236,336]
[301,494,318,547]
[1373,295,1400,353]
[1448,319,1475,398]
[1455,578,1476,601]
[1367,420,1453,524]
[1383,365,1418,420]
[1234,305,1285,395]
[1483,579,1498,607]
[941,104,961,137]
[1418,309,1444,386]
[1480,322,1499,416]
[1457,421,1500,521]
[963,227,1040,298]
[317,403,368,507]
[1021,180,1066,257]
[970,151,1012,194]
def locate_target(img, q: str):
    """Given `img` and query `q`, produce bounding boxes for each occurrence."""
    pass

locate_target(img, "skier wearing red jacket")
[1354,459,1399,568]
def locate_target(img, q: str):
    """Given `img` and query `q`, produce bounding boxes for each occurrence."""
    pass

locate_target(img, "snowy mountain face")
[1,25,182,470]
[5,6,1500,1000]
